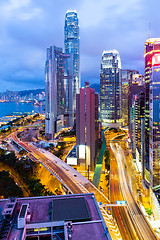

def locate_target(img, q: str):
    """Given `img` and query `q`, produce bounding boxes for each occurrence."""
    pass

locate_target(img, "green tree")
[105,174,109,182]
[145,208,153,216]
[0,170,23,198]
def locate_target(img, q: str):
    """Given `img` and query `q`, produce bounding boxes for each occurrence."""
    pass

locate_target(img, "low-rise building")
[0,193,110,240]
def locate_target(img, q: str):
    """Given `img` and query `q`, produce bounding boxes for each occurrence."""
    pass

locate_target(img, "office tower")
[128,73,145,149]
[121,83,128,125]
[139,92,145,178]
[144,38,160,189]
[45,46,73,139]
[129,89,145,165]
[53,46,65,116]
[122,69,139,125]
[76,83,99,171]
[100,50,122,125]
[63,53,74,127]
[45,47,57,140]
[64,9,80,110]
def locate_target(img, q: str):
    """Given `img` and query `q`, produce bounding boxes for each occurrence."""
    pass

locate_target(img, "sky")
[0,0,159,92]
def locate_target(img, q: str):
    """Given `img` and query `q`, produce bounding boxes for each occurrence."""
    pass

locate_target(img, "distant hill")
[18,88,45,96]
[18,85,100,96]
[3,84,100,96]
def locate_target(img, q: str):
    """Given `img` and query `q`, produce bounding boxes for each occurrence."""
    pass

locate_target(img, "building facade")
[45,47,57,140]
[128,76,145,150]
[129,88,145,170]
[144,38,160,189]
[122,69,140,125]
[76,84,99,171]
[45,46,73,139]
[64,9,80,110]
[100,50,122,124]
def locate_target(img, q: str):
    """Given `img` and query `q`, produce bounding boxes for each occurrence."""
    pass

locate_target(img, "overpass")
[12,132,120,239]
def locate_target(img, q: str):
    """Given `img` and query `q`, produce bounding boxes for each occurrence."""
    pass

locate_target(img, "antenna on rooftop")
[149,22,151,38]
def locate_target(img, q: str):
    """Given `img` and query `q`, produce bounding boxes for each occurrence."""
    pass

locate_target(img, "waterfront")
[0,102,44,118]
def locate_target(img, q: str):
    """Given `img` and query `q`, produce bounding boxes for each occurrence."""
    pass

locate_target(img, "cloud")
[0,0,160,91]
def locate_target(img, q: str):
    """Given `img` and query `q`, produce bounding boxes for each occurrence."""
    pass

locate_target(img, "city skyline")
[0,0,159,92]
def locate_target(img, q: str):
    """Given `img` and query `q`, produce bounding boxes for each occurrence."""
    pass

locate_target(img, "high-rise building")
[45,47,57,140]
[128,74,145,154]
[64,9,80,110]
[63,53,74,127]
[144,38,160,189]
[76,83,99,171]
[122,69,140,125]
[100,50,122,125]
[45,46,73,139]
[128,86,145,171]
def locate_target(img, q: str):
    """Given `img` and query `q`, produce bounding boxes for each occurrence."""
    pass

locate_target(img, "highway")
[12,131,125,239]
[11,131,110,202]
[110,152,138,240]
[12,130,158,239]
[110,142,158,240]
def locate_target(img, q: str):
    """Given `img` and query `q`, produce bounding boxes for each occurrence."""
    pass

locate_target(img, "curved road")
[12,132,110,203]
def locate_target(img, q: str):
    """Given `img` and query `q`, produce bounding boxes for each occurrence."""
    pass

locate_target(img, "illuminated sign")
[79,145,85,159]
[115,201,127,205]
[152,54,160,66]
[67,157,77,165]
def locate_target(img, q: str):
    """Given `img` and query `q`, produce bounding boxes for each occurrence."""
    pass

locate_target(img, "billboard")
[79,145,85,159]
[67,157,77,165]
[152,54,160,66]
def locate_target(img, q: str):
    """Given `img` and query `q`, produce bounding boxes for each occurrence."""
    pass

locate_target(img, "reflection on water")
[0,102,44,118]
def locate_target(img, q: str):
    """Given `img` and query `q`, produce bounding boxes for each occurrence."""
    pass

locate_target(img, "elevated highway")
[12,132,119,239]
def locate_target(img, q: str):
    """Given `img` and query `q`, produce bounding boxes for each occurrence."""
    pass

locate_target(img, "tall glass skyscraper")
[144,38,160,189]
[64,9,80,110]
[45,47,57,140]
[100,50,122,124]
[45,46,73,139]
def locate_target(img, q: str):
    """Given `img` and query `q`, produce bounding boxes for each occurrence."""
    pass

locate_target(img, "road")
[11,128,159,239]
[110,146,138,240]
[12,131,110,202]
[12,131,125,239]
[110,142,158,240]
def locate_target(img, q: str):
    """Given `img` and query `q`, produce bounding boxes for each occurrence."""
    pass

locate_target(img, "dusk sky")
[0,0,159,92]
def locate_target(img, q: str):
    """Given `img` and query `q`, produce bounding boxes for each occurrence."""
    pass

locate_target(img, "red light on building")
[135,95,137,101]
[152,54,160,66]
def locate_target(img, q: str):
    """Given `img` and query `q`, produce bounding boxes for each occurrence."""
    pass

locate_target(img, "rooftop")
[0,193,110,240]
[52,197,91,222]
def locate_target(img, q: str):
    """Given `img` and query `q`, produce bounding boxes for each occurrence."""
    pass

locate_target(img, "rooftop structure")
[0,193,110,240]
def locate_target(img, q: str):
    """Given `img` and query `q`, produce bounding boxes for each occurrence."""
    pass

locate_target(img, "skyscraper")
[45,46,57,140]
[76,83,99,171]
[128,73,145,153]
[122,69,139,125]
[100,50,122,125]
[64,9,80,110]
[45,46,73,139]
[144,38,160,189]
